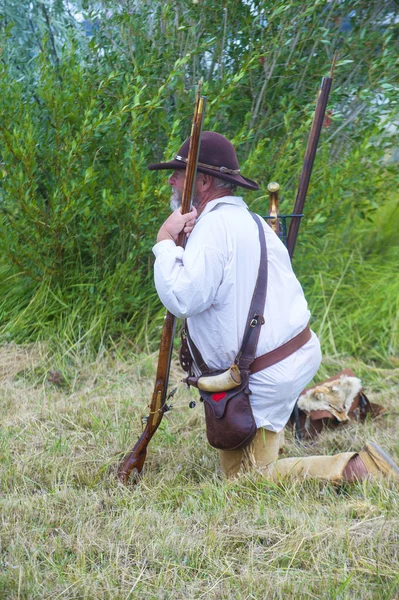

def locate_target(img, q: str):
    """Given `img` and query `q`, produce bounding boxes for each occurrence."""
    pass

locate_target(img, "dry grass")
[1,344,399,599]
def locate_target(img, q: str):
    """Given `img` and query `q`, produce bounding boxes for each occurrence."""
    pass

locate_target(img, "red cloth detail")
[211,392,227,402]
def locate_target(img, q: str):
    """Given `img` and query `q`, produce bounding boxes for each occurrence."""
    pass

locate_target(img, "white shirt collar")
[197,195,248,221]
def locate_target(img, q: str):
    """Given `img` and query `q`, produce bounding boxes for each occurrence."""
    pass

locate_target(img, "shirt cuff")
[152,239,184,259]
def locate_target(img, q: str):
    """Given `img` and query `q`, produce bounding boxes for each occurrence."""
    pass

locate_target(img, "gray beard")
[169,188,183,211]
[170,188,200,211]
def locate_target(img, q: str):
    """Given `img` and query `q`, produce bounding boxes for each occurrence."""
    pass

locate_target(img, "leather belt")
[250,324,312,374]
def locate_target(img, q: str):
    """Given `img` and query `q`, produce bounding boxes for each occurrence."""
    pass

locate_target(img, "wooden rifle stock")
[118,88,206,483]
[286,54,337,259]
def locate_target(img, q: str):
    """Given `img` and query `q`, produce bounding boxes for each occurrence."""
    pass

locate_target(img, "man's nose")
[168,173,175,186]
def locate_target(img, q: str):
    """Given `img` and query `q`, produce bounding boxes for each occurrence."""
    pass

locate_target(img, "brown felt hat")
[148,131,260,191]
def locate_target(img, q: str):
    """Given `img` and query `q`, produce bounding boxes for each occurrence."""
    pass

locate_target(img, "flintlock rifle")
[285,53,337,258]
[117,87,206,483]
[264,55,337,250]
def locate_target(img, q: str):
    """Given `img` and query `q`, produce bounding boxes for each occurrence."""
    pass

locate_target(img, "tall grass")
[1,344,399,598]
[297,194,399,362]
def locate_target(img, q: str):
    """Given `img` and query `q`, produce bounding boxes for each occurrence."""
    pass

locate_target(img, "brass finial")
[267,182,280,193]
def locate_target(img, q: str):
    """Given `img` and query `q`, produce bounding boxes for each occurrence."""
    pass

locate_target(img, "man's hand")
[157,207,198,243]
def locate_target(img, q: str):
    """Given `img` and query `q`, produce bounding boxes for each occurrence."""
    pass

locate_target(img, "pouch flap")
[200,385,248,419]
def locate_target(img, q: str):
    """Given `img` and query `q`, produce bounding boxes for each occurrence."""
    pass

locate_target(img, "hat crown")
[147,130,259,190]
[178,131,239,170]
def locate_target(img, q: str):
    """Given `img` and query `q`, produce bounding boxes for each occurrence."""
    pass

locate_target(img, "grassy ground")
[1,343,399,599]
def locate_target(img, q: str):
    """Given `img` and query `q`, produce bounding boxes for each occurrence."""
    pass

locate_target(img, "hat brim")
[148,159,260,191]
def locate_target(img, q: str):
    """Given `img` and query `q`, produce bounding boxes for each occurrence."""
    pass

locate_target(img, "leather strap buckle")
[250,314,265,328]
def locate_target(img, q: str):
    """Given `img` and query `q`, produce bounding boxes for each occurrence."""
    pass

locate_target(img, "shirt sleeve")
[152,229,225,319]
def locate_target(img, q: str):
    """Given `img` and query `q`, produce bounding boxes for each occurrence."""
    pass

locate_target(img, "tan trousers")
[218,428,356,484]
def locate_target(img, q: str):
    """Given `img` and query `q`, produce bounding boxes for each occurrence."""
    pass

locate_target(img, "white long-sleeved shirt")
[153,196,321,431]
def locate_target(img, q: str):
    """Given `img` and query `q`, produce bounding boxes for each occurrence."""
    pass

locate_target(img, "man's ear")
[196,173,213,192]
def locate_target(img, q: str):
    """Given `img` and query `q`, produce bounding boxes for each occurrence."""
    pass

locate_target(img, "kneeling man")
[149,131,398,484]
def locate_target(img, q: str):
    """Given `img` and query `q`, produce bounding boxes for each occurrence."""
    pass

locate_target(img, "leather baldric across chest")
[181,212,311,381]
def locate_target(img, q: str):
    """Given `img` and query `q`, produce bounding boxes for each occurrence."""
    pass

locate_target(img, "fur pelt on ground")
[298,376,362,422]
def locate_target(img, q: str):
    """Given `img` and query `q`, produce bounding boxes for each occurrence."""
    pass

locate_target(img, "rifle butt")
[117,439,148,484]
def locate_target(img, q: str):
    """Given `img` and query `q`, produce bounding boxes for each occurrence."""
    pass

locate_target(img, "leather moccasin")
[359,442,399,480]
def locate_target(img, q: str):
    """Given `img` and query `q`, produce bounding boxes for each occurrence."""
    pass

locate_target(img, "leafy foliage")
[0,0,398,359]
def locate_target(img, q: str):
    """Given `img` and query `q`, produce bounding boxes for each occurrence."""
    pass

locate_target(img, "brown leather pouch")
[191,369,257,450]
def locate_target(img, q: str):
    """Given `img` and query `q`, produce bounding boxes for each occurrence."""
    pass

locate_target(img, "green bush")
[0,0,397,359]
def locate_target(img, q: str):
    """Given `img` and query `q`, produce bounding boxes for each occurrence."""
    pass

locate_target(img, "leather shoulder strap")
[235,212,267,371]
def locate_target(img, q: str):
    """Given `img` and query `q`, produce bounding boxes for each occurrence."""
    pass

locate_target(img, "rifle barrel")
[286,74,333,259]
